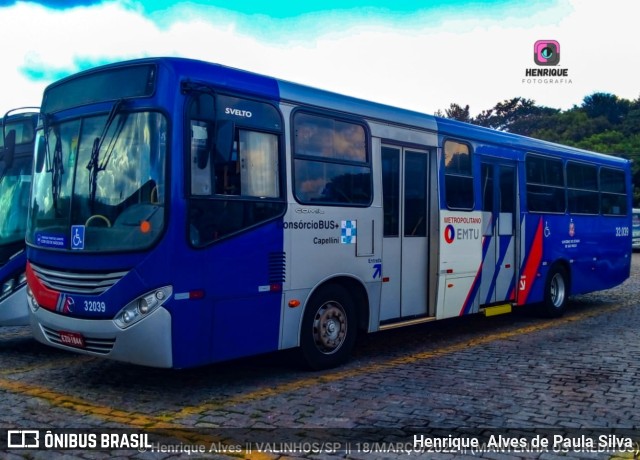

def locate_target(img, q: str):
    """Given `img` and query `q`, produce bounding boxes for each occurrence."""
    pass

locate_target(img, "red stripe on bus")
[514,217,544,305]
[26,262,60,311]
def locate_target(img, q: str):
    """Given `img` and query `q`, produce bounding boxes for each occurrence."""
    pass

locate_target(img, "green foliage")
[435,103,472,123]
[438,92,640,206]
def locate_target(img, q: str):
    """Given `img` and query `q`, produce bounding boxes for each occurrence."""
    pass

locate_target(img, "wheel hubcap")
[312,301,347,354]
[550,273,565,308]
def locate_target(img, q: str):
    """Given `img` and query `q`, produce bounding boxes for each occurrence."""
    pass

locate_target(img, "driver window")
[187,93,285,247]
[239,130,279,198]
[214,129,278,198]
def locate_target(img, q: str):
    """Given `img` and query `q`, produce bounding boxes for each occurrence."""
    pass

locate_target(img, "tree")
[582,92,629,125]
[470,97,558,136]
[444,103,471,123]
[437,93,640,206]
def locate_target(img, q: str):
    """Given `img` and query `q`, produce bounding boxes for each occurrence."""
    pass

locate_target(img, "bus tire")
[541,264,569,318]
[300,284,357,370]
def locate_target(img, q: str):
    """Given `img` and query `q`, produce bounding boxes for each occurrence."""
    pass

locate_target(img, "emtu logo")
[534,40,560,66]
[444,225,456,244]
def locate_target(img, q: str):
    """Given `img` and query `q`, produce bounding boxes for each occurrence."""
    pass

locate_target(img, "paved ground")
[1,254,639,459]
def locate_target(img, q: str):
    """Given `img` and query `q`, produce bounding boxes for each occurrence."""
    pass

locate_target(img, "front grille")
[41,325,115,354]
[30,263,128,295]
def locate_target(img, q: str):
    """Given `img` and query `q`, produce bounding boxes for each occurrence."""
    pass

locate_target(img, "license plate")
[58,330,86,349]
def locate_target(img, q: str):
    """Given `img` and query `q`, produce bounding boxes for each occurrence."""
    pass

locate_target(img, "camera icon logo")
[534,40,560,66]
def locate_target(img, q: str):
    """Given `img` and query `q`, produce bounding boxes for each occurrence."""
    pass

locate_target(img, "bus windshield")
[27,111,168,252]
[0,156,31,250]
[0,116,35,150]
[1,113,36,261]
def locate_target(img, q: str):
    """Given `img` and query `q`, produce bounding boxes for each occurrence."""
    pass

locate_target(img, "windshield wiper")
[86,99,126,212]
[51,135,64,214]
[38,113,64,216]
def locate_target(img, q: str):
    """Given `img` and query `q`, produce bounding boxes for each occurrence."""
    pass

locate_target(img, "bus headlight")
[2,279,14,295]
[27,286,40,312]
[114,286,172,329]
[1,272,27,302]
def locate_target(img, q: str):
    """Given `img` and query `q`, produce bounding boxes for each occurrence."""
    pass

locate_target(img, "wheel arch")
[549,258,572,295]
[304,275,370,332]
[540,258,572,318]
[297,275,369,370]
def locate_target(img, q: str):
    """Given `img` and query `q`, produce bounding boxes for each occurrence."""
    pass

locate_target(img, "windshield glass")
[1,117,35,149]
[0,156,31,247]
[27,111,168,252]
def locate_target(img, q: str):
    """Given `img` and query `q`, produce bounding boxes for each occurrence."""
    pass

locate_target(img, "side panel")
[436,116,632,314]
[278,105,383,349]
[516,213,632,305]
[437,210,483,318]
[436,143,522,318]
[196,222,285,364]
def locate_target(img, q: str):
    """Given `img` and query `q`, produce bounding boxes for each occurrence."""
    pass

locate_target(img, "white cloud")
[0,2,159,114]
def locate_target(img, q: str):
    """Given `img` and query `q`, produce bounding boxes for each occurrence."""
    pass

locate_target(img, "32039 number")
[615,227,629,237]
[84,301,106,312]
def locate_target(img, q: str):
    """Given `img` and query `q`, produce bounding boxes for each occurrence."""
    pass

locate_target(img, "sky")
[0,0,638,117]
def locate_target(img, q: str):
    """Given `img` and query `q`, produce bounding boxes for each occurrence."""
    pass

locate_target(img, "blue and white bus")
[0,108,38,325]
[25,58,632,369]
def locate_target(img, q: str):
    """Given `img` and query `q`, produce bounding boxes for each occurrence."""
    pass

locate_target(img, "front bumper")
[29,305,173,368]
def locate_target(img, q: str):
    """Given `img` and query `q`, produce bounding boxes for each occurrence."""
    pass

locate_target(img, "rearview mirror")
[35,135,46,173]
[2,129,16,168]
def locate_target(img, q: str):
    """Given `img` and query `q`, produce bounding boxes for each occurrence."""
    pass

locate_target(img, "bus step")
[379,316,437,331]
[481,304,513,317]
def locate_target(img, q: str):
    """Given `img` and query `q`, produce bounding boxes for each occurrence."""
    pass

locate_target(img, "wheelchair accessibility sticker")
[71,225,85,250]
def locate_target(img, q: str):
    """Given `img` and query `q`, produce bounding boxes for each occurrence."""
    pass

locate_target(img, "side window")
[444,140,473,209]
[2,118,35,147]
[189,93,215,196]
[481,163,493,212]
[566,162,598,214]
[600,168,627,216]
[190,120,213,195]
[526,154,565,213]
[404,152,427,237]
[187,93,285,247]
[381,147,400,237]
[293,112,371,205]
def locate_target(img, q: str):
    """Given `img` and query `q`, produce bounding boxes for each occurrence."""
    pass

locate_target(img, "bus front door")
[480,161,517,305]
[380,146,430,321]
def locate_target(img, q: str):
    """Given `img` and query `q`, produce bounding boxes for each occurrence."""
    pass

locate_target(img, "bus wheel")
[541,265,569,318]
[300,284,357,370]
